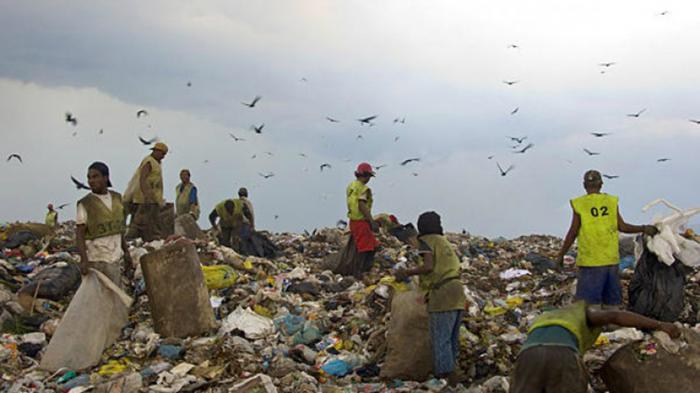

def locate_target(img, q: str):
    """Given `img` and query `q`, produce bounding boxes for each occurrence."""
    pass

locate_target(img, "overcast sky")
[1,0,699,237]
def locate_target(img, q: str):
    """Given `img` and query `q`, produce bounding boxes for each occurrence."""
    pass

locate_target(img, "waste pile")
[1,221,700,392]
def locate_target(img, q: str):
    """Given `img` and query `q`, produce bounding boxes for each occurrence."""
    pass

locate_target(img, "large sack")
[628,246,690,321]
[18,264,81,301]
[601,328,700,393]
[174,214,205,240]
[380,290,433,381]
[140,240,215,337]
[239,231,277,258]
[331,236,363,277]
[40,269,132,372]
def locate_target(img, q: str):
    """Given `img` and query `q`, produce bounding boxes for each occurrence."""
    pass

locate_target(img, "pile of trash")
[1,219,700,393]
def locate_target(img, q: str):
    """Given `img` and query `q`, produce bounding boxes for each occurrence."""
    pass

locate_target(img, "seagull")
[229,133,245,142]
[258,172,274,179]
[251,124,265,134]
[583,148,600,156]
[6,154,22,163]
[394,136,400,142]
[71,176,90,190]
[510,107,519,115]
[98,129,104,135]
[497,162,514,176]
[688,119,700,125]
[591,132,612,137]
[400,158,420,166]
[320,163,332,172]
[508,136,527,144]
[503,80,519,86]
[251,154,257,159]
[242,96,262,108]
[411,172,419,177]
[356,134,364,140]
[626,108,646,118]
[603,174,619,179]
[507,44,519,49]
[186,81,192,87]
[136,109,148,118]
[599,62,616,67]
[657,158,671,162]
[264,152,274,157]
[514,143,534,154]
[298,153,308,158]
[488,155,495,160]
[375,164,388,170]
[658,11,670,16]
[300,77,308,82]
[65,112,78,126]
[55,203,70,210]
[139,136,157,145]
[357,115,378,125]
[326,117,340,123]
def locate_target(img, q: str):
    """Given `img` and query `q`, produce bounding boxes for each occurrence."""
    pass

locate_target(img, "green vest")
[133,155,163,204]
[176,182,199,219]
[571,193,620,266]
[215,199,244,228]
[45,211,58,228]
[529,301,602,353]
[419,234,466,312]
[346,180,372,221]
[79,191,126,241]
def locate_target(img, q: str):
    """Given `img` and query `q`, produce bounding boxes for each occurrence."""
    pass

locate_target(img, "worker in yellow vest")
[76,162,133,286]
[45,204,58,228]
[209,198,253,250]
[175,169,200,220]
[346,162,380,277]
[124,142,168,242]
[556,170,658,307]
[511,301,679,393]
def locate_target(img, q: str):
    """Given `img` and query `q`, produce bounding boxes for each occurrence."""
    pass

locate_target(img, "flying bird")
[357,115,378,125]
[139,136,157,145]
[6,154,22,163]
[400,158,420,166]
[251,154,257,159]
[136,109,148,118]
[326,117,340,123]
[65,112,78,126]
[488,155,495,160]
[583,148,600,156]
[508,136,527,144]
[300,77,308,82]
[507,44,519,49]
[298,153,308,158]
[251,124,265,134]
[502,80,519,86]
[229,133,245,142]
[599,62,616,67]
[591,132,612,137]
[258,172,274,179]
[393,117,406,124]
[657,158,671,162]
[510,107,519,115]
[626,108,646,118]
[375,164,388,170]
[603,174,619,179]
[186,81,192,87]
[394,136,400,142]
[320,163,332,172]
[356,134,364,140]
[264,152,274,157]
[658,11,670,16]
[71,176,90,190]
[497,162,514,176]
[688,119,700,125]
[241,96,262,108]
[514,143,534,154]
[98,129,104,135]
[55,203,70,210]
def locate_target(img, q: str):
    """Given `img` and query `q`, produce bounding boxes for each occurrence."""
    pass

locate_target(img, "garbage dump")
[1,221,699,392]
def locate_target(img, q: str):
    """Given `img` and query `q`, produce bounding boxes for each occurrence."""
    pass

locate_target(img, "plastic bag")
[201,265,238,289]
[219,307,274,339]
[643,199,700,267]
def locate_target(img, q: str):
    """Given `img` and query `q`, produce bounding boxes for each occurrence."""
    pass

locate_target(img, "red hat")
[355,162,375,177]
[389,215,398,224]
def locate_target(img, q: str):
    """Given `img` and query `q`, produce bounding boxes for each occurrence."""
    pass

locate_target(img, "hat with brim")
[151,142,169,153]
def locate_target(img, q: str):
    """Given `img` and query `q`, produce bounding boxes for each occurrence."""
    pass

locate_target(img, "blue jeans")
[576,265,622,305]
[429,310,463,376]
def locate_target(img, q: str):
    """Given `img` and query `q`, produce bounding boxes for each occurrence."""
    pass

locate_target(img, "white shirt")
[76,192,124,264]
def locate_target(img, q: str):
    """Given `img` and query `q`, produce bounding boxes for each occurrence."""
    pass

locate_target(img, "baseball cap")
[151,142,169,153]
[355,162,375,177]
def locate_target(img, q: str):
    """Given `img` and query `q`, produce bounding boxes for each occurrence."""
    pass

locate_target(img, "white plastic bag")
[643,199,700,267]
[218,307,274,339]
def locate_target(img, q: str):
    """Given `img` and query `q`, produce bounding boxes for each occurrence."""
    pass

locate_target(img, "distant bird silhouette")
[65,112,77,126]
[6,154,22,163]
[242,96,262,108]
[627,108,646,118]
[508,136,527,144]
[599,62,616,67]
[583,148,600,156]
[186,81,192,87]
[507,44,519,49]
[252,124,265,134]
[326,117,340,123]
[497,162,514,176]
[320,163,332,172]
[251,154,257,159]
[688,119,700,125]
[258,172,274,179]
[510,107,519,115]
[356,134,364,140]
[657,158,671,162]
[658,11,670,16]
[98,129,104,135]
[591,132,612,137]
[357,115,378,125]
[274,214,279,220]
[229,133,245,142]
[393,117,406,124]
[136,109,148,118]
[139,136,157,145]
[394,136,400,142]
[56,203,70,210]
[514,143,534,154]
[300,77,308,82]
[72,131,78,137]
[71,176,90,190]
[298,153,308,158]
[375,164,388,170]
[603,174,619,179]
[264,152,274,157]
[488,155,495,160]
[400,158,420,166]
[411,172,419,177]
[503,80,519,86]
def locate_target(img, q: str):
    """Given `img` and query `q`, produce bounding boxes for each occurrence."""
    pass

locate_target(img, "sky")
[1,0,699,237]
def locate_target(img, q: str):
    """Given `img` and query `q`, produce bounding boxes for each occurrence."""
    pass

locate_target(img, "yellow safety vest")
[78,191,126,241]
[45,211,58,228]
[529,301,602,353]
[132,155,163,204]
[419,234,466,312]
[571,193,619,267]
[215,199,244,228]
[346,180,372,221]
[175,183,199,219]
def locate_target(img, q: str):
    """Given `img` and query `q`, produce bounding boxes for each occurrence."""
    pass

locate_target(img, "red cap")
[389,215,398,224]
[355,162,375,177]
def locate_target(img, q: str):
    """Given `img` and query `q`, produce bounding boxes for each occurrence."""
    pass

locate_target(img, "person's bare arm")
[557,209,581,264]
[76,224,90,275]
[618,212,658,235]
[139,162,153,202]
[587,307,680,338]
[405,252,435,277]
[243,204,255,230]
[209,209,219,229]
[359,199,378,232]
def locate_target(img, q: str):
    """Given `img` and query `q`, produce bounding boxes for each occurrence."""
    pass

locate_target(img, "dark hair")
[417,211,443,236]
[88,161,112,187]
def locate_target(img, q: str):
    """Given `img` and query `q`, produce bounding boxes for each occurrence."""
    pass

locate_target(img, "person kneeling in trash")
[510,301,680,393]
[76,161,134,286]
[394,211,466,385]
